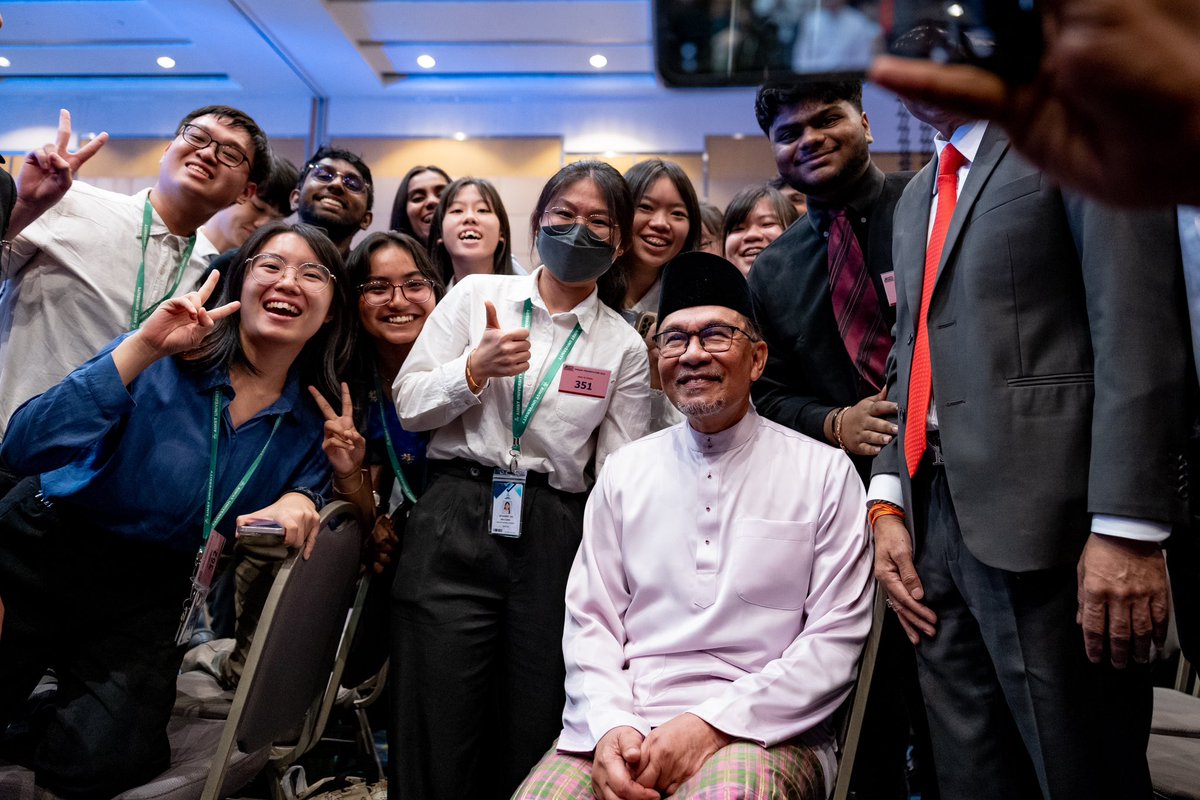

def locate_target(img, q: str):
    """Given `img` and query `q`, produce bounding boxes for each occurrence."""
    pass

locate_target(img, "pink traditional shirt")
[559,407,874,764]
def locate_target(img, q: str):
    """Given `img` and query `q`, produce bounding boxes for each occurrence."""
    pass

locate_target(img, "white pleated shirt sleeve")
[394,275,484,431]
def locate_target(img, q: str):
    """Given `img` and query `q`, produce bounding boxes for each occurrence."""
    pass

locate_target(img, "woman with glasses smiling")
[390,161,652,800]
[0,221,353,797]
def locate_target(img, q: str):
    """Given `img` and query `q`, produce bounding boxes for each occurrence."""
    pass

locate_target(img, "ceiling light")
[453,132,467,141]
[417,54,436,69]
[947,3,965,17]
[0,57,10,68]
[157,56,176,69]
[589,54,608,69]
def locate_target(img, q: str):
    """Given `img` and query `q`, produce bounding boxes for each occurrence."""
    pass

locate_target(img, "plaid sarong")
[512,739,825,799]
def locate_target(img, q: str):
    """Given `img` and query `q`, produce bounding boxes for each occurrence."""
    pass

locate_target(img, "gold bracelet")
[465,350,483,394]
[833,407,850,453]
[334,468,367,495]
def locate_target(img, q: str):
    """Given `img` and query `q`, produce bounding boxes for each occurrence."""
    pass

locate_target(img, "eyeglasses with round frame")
[307,164,368,195]
[541,207,616,244]
[652,324,758,359]
[358,278,435,306]
[178,123,250,169]
[245,253,336,292]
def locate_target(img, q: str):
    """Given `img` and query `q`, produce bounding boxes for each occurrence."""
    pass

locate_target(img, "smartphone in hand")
[236,518,285,544]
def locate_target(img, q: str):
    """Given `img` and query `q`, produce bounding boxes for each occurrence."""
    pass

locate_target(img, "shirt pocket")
[553,384,610,434]
[731,519,816,610]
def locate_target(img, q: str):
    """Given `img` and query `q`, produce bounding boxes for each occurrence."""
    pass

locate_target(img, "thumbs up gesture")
[467,301,531,388]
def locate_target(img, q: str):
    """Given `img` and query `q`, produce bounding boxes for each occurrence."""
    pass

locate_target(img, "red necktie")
[905,144,967,477]
[828,210,890,389]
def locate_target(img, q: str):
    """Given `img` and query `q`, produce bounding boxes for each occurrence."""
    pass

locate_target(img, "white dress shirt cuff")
[444,351,485,408]
[1090,514,1171,544]
[866,474,904,510]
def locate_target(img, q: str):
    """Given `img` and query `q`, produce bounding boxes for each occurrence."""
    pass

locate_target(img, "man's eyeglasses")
[652,324,757,359]
[308,165,368,195]
[541,207,615,244]
[358,278,435,306]
[246,253,335,292]
[179,124,250,169]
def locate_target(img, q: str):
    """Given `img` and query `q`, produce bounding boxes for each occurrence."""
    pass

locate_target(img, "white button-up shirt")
[0,182,216,435]
[394,269,651,493]
[559,408,874,759]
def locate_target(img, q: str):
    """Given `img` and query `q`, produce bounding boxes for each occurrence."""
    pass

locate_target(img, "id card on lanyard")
[489,298,582,538]
[175,390,281,646]
[131,196,195,331]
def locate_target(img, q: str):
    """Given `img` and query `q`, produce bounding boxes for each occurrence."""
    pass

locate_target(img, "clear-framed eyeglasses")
[358,278,435,306]
[652,324,757,359]
[307,164,368,195]
[178,123,250,169]
[246,253,336,292]
[541,207,616,244]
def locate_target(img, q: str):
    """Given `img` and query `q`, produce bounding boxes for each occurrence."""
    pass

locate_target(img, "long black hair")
[528,160,633,312]
[179,221,356,400]
[427,177,515,285]
[389,165,452,242]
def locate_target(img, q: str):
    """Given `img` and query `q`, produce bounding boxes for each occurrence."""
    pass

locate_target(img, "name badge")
[489,468,526,538]
[881,271,898,307]
[559,365,611,399]
[174,530,227,646]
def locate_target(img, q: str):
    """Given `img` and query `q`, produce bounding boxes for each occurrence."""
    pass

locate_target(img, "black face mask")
[537,224,614,284]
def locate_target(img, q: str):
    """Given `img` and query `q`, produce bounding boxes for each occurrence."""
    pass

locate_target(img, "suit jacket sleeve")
[1064,195,1188,523]
[748,257,838,442]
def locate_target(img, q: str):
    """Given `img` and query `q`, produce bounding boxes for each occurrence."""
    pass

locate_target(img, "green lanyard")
[510,298,583,462]
[202,390,282,542]
[131,196,195,331]
[375,368,417,506]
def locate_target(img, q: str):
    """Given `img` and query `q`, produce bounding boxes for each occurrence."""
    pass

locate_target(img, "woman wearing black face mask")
[389,161,652,800]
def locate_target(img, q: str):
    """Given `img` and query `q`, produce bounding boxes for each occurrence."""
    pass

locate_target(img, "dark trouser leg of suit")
[913,465,1152,800]
[0,481,192,799]
[499,487,584,792]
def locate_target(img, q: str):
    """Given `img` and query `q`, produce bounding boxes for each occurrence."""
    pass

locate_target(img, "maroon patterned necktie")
[827,210,889,390]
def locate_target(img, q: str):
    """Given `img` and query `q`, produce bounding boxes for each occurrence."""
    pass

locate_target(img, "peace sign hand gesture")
[138,269,239,357]
[9,109,109,238]
[308,382,367,481]
[112,270,239,385]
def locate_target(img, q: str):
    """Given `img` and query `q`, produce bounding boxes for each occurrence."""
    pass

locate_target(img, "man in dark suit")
[750,80,908,476]
[869,100,1188,799]
[748,80,934,800]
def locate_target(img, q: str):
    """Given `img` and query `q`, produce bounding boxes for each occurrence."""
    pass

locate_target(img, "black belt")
[429,458,553,488]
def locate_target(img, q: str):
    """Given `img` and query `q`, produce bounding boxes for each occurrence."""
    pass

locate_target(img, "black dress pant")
[911,465,1153,800]
[390,465,585,800]
[0,478,193,799]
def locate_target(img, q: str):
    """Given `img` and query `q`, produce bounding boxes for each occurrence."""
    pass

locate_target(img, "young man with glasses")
[0,105,269,441]
[513,251,873,800]
[291,146,375,257]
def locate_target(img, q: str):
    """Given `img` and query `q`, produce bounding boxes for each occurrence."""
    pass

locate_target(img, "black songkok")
[657,251,756,324]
